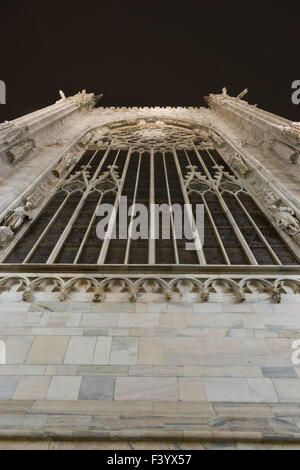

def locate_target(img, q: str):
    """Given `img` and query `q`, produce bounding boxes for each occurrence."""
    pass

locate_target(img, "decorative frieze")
[0,274,299,303]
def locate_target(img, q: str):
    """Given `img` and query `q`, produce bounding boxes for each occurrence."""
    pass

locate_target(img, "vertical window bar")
[233,192,282,265]
[184,150,230,265]
[46,145,113,264]
[22,191,70,263]
[124,153,142,264]
[97,148,132,264]
[193,146,258,265]
[162,153,179,264]
[73,148,119,264]
[172,149,206,265]
[148,149,155,264]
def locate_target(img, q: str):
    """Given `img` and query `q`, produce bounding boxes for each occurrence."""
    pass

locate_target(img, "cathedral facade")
[0,89,300,448]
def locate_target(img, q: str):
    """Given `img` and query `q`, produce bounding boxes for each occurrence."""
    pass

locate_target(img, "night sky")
[1,1,300,122]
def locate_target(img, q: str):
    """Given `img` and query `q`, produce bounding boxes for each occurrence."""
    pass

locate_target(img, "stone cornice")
[207,89,300,150]
[0,90,100,166]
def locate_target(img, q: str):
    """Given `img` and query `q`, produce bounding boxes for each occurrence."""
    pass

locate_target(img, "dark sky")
[1,1,300,122]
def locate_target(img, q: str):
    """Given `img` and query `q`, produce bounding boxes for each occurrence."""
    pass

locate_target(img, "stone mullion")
[172,148,206,265]
[45,146,113,264]
[23,191,70,263]
[97,148,132,265]
[124,153,142,264]
[233,192,282,265]
[162,153,179,264]
[194,146,258,265]
[148,149,155,264]
[73,147,118,264]
[184,149,230,265]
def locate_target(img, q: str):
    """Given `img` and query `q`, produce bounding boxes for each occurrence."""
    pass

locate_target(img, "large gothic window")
[2,122,299,266]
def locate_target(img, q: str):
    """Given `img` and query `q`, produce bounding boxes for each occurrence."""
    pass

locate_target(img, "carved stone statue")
[231,153,251,178]
[272,206,300,235]
[207,129,225,148]
[2,206,31,232]
[264,189,281,208]
[52,152,77,178]
[0,206,31,247]
[78,132,92,147]
[25,189,44,210]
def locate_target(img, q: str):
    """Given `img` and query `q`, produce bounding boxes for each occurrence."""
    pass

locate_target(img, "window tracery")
[1,122,299,267]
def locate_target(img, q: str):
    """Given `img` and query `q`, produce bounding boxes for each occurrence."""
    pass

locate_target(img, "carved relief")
[89,122,224,152]
[264,188,300,245]
[230,153,252,178]
[206,129,225,148]
[0,206,31,247]
[271,206,300,236]
[51,151,78,178]
[25,188,45,210]
[77,132,93,148]
[6,139,35,164]
[0,274,299,303]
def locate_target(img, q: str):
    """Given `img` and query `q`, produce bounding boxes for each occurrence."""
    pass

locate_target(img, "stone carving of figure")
[2,206,31,232]
[52,152,77,178]
[264,189,281,208]
[25,189,44,210]
[78,132,92,147]
[207,130,225,148]
[272,206,300,235]
[0,206,31,247]
[231,153,251,178]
